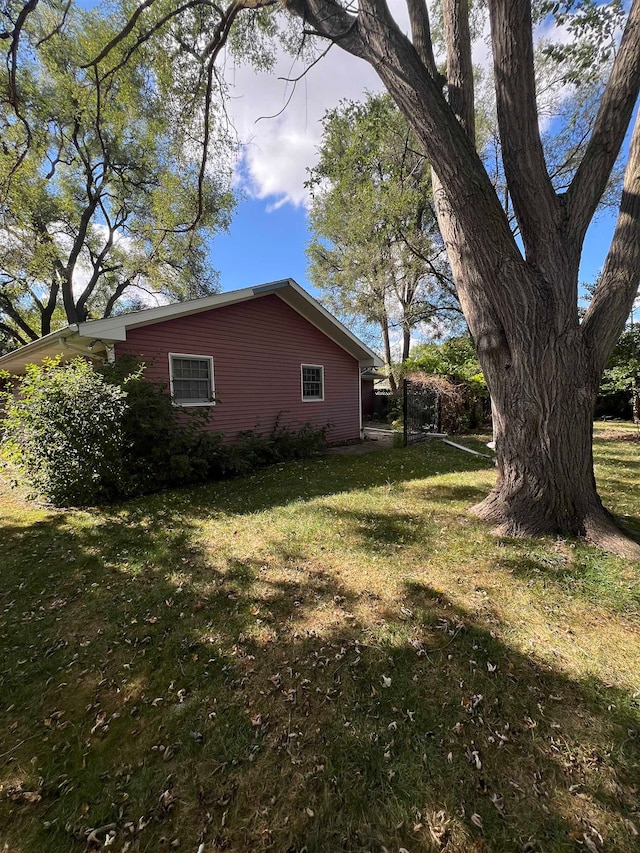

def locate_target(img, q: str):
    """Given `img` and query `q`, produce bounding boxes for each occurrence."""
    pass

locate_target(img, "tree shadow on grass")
[420,483,489,504]
[1,502,639,852]
[119,442,493,521]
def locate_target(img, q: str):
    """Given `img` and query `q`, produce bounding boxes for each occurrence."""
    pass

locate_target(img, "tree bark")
[380,318,397,392]
[474,314,602,521]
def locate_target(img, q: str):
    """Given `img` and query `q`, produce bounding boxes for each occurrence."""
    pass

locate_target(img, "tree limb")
[487,0,559,265]
[5,0,39,107]
[405,0,439,82]
[566,0,640,247]
[0,322,29,348]
[442,0,474,141]
[582,107,640,375]
[0,292,39,341]
[82,0,157,67]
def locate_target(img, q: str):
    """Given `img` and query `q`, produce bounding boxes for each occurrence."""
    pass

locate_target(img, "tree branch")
[5,0,39,107]
[0,322,29,348]
[103,278,133,318]
[82,0,157,67]
[583,107,640,375]
[405,0,440,82]
[442,0,474,141]
[0,292,39,341]
[95,0,216,80]
[566,0,640,246]
[487,0,559,265]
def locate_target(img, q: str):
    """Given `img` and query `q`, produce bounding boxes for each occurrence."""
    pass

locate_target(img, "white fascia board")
[0,325,74,373]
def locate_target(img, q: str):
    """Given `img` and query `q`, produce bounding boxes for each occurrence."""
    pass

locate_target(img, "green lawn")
[1,424,639,851]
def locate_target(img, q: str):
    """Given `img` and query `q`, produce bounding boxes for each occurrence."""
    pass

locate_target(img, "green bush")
[1,357,127,505]
[99,358,215,494]
[234,418,329,471]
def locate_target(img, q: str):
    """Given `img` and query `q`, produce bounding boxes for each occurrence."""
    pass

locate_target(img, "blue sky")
[213,197,313,294]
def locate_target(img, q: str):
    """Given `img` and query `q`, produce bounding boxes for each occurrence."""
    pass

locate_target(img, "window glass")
[170,355,214,404]
[302,365,323,401]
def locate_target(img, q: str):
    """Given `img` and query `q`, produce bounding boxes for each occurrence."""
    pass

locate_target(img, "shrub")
[99,358,216,494]
[234,418,329,471]
[1,358,127,505]
[392,373,483,435]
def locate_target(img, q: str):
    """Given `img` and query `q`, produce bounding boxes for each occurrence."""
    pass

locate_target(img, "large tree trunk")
[472,291,640,557]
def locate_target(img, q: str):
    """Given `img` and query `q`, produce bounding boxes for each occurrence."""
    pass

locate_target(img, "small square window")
[302,364,324,401]
[169,354,215,405]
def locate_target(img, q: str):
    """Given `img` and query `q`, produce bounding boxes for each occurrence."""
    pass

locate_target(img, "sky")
[211,43,382,296]
[74,0,634,337]
[208,12,630,308]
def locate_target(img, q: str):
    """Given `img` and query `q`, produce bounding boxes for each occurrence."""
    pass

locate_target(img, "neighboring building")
[0,279,382,444]
[360,368,388,420]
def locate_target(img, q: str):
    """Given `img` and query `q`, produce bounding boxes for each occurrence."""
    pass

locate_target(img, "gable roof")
[0,279,383,374]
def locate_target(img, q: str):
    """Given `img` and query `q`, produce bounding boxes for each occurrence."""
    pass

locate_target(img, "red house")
[0,280,382,444]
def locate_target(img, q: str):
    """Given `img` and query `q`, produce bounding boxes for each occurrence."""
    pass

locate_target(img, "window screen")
[170,355,214,404]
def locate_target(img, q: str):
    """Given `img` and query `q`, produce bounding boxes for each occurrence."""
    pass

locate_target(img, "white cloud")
[223,40,382,208]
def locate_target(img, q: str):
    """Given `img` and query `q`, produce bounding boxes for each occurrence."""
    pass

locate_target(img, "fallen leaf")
[470,813,483,830]
[582,834,599,853]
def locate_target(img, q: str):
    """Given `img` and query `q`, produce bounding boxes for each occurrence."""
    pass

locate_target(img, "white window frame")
[168,353,215,407]
[301,363,324,402]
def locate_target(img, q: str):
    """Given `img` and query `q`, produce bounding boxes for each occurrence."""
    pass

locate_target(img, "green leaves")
[0,357,128,505]
[306,94,459,364]
[535,0,626,83]
[0,0,236,346]
[404,336,487,395]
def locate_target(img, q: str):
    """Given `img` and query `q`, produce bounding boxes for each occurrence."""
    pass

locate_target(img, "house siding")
[114,294,361,443]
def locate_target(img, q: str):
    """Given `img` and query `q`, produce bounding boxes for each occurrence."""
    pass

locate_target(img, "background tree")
[0,0,236,347]
[599,323,640,423]
[403,335,487,395]
[306,93,461,390]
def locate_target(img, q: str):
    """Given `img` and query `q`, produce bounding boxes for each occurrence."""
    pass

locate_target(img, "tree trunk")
[380,319,397,392]
[472,317,640,557]
[401,322,410,362]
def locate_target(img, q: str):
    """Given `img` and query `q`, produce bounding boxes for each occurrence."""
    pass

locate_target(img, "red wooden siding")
[114,294,361,443]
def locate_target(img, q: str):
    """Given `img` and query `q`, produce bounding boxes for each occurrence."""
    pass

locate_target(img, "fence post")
[403,379,408,447]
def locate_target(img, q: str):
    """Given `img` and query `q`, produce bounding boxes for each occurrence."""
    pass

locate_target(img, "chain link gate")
[403,379,441,446]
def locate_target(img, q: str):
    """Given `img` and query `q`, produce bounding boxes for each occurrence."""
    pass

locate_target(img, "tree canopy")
[0,0,236,347]
[306,93,461,385]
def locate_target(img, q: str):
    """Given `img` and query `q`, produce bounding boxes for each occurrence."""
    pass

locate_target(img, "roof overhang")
[0,279,383,374]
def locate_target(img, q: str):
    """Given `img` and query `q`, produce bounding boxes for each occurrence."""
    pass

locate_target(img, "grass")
[1,423,639,852]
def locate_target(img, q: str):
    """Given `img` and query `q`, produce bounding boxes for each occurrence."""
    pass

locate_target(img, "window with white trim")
[169,354,215,406]
[301,364,324,401]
